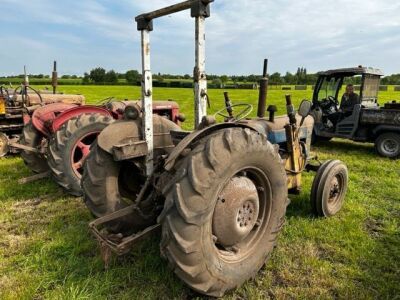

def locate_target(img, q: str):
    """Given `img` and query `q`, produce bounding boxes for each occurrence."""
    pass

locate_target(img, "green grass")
[0,86,399,299]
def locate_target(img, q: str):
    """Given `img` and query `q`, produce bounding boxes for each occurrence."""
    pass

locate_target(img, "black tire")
[81,143,153,234]
[159,128,288,297]
[20,120,48,173]
[375,132,400,158]
[47,113,113,196]
[310,160,348,217]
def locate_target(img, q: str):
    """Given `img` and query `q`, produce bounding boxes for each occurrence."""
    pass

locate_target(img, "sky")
[1,0,400,76]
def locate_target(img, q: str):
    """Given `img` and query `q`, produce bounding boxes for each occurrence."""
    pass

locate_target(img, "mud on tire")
[81,143,154,234]
[20,120,48,173]
[47,113,113,196]
[159,128,288,297]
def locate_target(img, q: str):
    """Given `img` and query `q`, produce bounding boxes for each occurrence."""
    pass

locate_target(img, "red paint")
[32,103,78,137]
[70,131,100,178]
[51,106,112,132]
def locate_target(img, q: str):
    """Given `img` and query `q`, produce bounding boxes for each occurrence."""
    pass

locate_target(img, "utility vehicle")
[311,67,400,158]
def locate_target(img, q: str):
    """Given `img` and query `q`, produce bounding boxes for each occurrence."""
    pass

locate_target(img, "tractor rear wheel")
[47,113,113,196]
[375,132,400,158]
[159,128,288,297]
[81,143,154,234]
[20,120,48,173]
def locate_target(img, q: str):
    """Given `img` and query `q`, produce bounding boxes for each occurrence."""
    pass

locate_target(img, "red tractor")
[19,99,183,196]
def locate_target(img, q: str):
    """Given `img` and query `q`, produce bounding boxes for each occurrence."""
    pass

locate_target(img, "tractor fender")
[51,105,112,132]
[164,122,261,171]
[372,125,400,137]
[31,102,79,137]
[97,114,181,158]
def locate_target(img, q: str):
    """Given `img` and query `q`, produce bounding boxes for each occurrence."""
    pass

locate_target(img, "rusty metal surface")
[212,176,259,247]
[257,59,269,118]
[135,0,213,22]
[98,115,180,154]
[31,102,79,136]
[361,108,400,125]
[15,94,86,106]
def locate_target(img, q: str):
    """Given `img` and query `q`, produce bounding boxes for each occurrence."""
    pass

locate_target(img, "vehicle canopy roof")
[317,67,384,77]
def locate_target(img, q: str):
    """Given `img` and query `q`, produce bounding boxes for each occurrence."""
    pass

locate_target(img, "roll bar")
[135,0,214,175]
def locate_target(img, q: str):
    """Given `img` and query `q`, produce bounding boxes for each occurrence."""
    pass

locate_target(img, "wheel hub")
[328,176,340,203]
[71,132,99,178]
[212,176,259,247]
[383,139,398,154]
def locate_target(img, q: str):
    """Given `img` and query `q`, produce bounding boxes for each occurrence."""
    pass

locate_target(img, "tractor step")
[89,204,160,256]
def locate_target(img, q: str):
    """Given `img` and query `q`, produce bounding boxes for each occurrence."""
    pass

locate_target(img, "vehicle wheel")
[20,120,48,173]
[310,160,348,217]
[47,113,113,196]
[81,143,154,234]
[160,128,288,297]
[375,132,400,158]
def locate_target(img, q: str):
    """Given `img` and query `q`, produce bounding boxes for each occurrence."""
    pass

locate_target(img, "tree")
[220,75,229,84]
[125,70,141,84]
[105,70,118,84]
[284,72,295,85]
[212,78,222,85]
[269,72,282,85]
[82,72,90,85]
[89,67,106,84]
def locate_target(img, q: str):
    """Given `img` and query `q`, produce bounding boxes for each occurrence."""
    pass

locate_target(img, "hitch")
[89,172,159,261]
[89,207,160,256]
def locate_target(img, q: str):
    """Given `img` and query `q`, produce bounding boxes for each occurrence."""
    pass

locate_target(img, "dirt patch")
[364,217,385,238]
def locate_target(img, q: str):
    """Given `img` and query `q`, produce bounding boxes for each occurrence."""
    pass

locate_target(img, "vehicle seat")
[336,104,362,136]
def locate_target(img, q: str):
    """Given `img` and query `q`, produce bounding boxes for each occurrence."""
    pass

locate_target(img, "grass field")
[0,86,399,299]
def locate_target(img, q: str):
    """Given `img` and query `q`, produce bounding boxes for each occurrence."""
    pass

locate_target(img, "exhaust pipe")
[257,59,269,118]
[52,61,58,94]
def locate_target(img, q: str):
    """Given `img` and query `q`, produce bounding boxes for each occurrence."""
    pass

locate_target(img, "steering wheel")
[214,103,253,122]
[327,96,339,106]
[0,86,9,99]
[320,96,339,113]
[13,85,44,108]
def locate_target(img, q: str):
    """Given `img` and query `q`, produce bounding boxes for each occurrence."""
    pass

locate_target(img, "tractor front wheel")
[160,128,288,297]
[47,113,113,196]
[375,132,400,158]
[310,160,348,217]
[20,120,48,173]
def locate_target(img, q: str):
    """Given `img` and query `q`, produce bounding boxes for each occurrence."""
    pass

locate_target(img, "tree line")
[3,66,400,85]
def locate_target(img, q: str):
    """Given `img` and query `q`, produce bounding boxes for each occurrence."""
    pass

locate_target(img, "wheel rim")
[0,133,8,157]
[382,138,399,155]
[326,173,345,213]
[211,167,272,262]
[71,131,99,178]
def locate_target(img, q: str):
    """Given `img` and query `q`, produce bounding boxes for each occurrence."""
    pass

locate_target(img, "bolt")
[257,186,265,192]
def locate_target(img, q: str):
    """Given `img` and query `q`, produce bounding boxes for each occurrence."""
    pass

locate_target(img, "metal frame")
[135,0,214,175]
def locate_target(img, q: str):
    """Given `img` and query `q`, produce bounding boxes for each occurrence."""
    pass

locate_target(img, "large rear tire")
[81,143,154,234]
[20,120,48,173]
[47,113,113,196]
[159,128,288,297]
